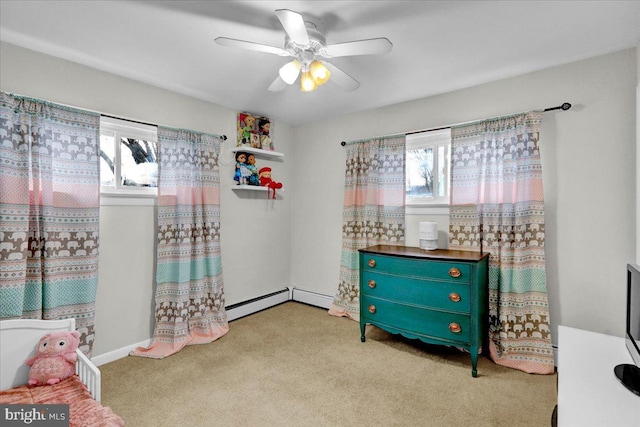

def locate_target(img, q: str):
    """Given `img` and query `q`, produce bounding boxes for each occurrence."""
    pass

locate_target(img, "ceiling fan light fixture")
[216,9,389,93]
[279,60,301,85]
[309,60,330,85]
[300,71,318,92]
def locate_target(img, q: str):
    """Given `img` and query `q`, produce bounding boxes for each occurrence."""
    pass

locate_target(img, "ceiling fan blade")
[215,37,289,56]
[323,38,393,58]
[268,76,288,92]
[324,63,360,91]
[275,9,310,46]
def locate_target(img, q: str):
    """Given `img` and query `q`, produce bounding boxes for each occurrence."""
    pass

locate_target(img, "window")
[405,128,451,205]
[100,117,158,196]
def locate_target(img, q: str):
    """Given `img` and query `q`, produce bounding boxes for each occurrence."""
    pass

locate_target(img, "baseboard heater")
[226,288,334,322]
[290,288,333,309]
[226,288,290,322]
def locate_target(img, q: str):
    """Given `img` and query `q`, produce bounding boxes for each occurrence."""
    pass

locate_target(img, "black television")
[614,263,640,396]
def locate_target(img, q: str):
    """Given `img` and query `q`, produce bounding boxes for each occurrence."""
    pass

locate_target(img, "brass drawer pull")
[368,259,376,268]
[449,322,462,333]
[368,305,376,314]
[368,280,376,289]
[449,292,461,303]
[448,267,461,278]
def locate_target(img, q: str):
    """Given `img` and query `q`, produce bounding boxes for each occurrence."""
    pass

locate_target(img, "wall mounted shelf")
[231,185,284,193]
[231,147,284,194]
[231,146,284,159]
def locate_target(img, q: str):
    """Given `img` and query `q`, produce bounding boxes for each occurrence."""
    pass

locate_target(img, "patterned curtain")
[328,135,406,320]
[448,110,554,374]
[131,126,228,359]
[0,92,100,355]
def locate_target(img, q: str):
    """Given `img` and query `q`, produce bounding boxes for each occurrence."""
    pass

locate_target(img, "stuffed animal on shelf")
[25,330,80,386]
[258,167,283,199]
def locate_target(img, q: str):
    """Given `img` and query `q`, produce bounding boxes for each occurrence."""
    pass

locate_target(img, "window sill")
[405,204,450,215]
[100,191,157,206]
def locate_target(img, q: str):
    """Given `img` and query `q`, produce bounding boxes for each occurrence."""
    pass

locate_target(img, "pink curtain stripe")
[343,188,405,207]
[130,326,229,359]
[158,187,220,206]
[451,178,544,204]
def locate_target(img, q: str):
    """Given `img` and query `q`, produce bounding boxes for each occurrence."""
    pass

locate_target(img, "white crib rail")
[76,349,101,402]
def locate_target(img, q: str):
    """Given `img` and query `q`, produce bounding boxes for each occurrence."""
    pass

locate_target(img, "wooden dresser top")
[359,245,489,262]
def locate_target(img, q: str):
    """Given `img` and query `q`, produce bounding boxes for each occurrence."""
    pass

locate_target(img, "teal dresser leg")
[360,323,366,342]
[471,347,479,377]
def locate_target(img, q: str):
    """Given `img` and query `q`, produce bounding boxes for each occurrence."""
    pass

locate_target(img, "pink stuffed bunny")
[24,330,80,385]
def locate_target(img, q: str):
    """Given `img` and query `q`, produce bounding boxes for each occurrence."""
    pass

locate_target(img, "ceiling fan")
[215,9,392,92]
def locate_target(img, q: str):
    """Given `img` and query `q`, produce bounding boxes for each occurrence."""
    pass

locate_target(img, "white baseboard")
[291,288,334,309]
[92,338,152,367]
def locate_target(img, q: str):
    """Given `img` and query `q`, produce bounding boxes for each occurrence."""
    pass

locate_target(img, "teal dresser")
[359,245,489,377]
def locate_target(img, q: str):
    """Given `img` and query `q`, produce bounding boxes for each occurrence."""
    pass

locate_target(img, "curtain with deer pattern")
[448,110,554,374]
[131,126,228,359]
[0,92,100,356]
[329,135,405,320]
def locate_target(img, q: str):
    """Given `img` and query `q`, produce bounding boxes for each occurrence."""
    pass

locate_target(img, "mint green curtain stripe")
[0,91,100,356]
[341,250,360,270]
[0,288,33,316]
[42,280,98,307]
[156,257,223,283]
[489,266,549,293]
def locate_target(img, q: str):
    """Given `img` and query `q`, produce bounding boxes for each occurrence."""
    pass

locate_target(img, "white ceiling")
[1,1,639,126]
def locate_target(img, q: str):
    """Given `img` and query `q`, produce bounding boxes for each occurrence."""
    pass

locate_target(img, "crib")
[0,318,124,426]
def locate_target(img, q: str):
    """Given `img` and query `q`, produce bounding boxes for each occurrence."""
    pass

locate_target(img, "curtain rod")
[101,113,228,140]
[3,92,228,141]
[340,102,572,146]
[543,102,572,112]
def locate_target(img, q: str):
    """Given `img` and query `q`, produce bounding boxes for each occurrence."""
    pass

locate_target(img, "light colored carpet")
[100,302,557,426]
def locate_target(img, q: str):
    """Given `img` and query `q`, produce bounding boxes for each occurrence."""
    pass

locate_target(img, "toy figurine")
[234,152,251,185]
[258,118,273,150]
[258,166,282,199]
[246,153,260,186]
[237,113,257,147]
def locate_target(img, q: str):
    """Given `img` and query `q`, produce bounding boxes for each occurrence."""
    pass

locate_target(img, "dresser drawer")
[361,271,470,313]
[361,254,473,284]
[361,295,471,344]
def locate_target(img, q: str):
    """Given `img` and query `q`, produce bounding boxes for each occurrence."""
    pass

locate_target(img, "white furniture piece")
[558,326,640,427]
[0,318,101,401]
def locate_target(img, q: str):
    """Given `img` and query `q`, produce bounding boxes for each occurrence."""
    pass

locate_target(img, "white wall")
[291,48,637,343]
[0,42,292,357]
[637,41,640,266]
[1,40,636,357]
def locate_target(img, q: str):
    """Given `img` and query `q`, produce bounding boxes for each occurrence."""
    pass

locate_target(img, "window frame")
[99,116,158,198]
[405,128,451,207]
